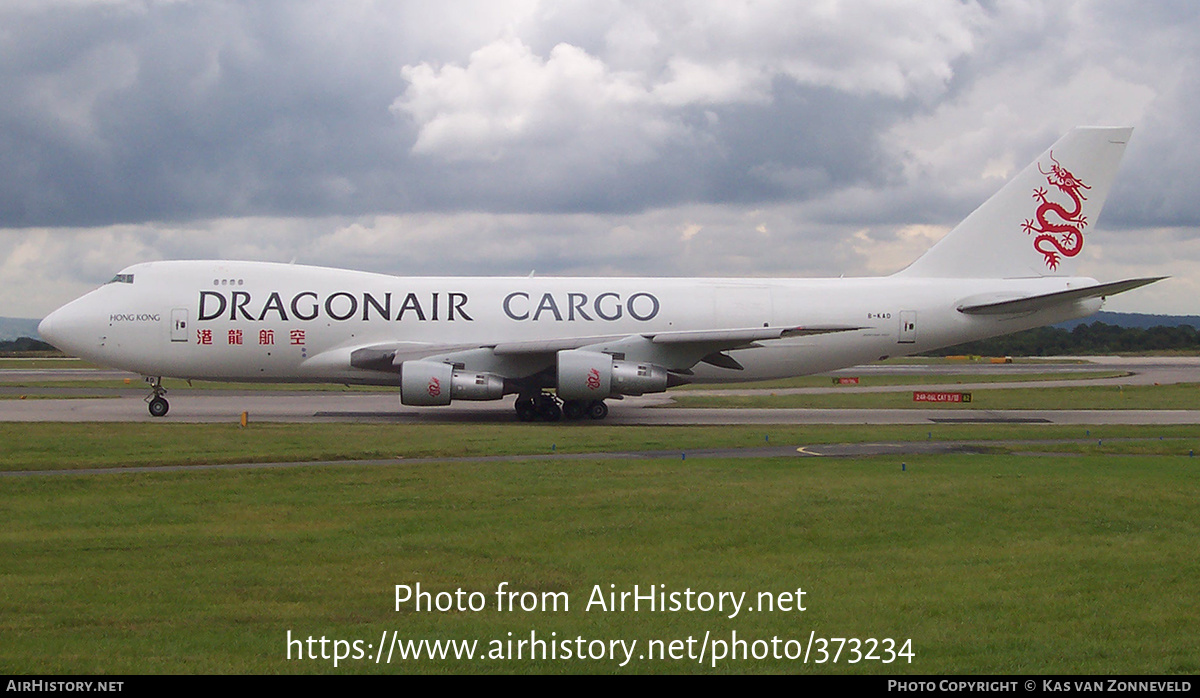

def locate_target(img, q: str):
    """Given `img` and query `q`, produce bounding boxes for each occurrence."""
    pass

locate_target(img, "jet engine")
[399,360,506,406]
[556,349,671,400]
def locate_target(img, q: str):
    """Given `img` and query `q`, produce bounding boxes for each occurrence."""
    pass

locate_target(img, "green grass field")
[671,382,1200,410]
[0,357,95,369]
[673,370,1128,390]
[3,423,1199,674]
[3,422,1200,472]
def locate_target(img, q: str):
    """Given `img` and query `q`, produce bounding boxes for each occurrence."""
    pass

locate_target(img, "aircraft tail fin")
[898,127,1132,278]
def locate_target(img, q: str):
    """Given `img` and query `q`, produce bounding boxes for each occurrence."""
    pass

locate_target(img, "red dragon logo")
[586,368,602,391]
[428,376,441,397]
[1022,151,1091,270]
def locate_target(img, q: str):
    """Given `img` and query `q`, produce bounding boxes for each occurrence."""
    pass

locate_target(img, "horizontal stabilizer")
[956,277,1166,315]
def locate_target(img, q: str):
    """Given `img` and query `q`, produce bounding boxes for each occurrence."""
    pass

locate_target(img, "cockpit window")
[107,274,135,284]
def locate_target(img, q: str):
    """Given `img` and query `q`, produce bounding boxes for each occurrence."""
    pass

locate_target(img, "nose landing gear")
[145,376,169,417]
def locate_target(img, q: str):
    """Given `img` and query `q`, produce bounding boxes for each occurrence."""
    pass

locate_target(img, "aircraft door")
[898,311,917,344]
[171,308,189,343]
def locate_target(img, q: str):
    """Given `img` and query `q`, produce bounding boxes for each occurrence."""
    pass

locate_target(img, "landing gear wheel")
[587,400,608,420]
[144,376,169,417]
[148,396,169,417]
[536,394,562,422]
[514,395,537,422]
[562,399,586,420]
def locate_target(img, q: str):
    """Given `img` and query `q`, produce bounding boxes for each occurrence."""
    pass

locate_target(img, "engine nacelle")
[556,349,670,400]
[611,358,671,396]
[400,360,505,406]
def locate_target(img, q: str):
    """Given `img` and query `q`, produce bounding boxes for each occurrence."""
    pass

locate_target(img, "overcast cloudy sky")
[3,0,1198,317]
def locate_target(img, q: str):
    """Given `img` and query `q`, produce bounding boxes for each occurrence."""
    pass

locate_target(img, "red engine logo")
[1022,152,1090,270]
[428,376,441,397]
[586,368,602,391]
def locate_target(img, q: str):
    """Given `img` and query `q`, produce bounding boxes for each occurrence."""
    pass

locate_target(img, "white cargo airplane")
[39,127,1162,420]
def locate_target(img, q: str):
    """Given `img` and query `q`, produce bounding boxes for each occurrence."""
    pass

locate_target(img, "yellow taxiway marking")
[795,446,823,456]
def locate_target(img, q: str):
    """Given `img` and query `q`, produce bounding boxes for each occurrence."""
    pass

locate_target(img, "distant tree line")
[925,321,1200,357]
[0,337,55,353]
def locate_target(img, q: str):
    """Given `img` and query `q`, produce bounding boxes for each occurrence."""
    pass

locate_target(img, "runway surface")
[1,356,1196,425]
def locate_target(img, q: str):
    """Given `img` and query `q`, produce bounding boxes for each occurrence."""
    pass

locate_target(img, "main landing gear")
[145,376,169,417]
[514,394,608,422]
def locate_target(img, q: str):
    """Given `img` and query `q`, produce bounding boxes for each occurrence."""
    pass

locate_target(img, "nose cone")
[36,297,100,358]
[37,313,58,348]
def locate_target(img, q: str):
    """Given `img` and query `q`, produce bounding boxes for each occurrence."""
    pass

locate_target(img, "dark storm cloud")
[0,1,976,226]
[392,82,905,215]
[4,1,1200,316]
[0,2,418,226]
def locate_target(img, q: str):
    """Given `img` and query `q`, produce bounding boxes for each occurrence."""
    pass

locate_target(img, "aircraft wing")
[496,324,865,372]
[956,277,1166,315]
[348,324,864,374]
[348,342,483,372]
[492,324,863,354]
